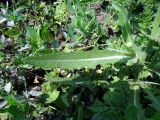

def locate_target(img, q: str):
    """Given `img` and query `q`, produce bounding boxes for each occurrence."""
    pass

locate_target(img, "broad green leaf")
[26,26,39,41]
[151,112,160,120]
[133,86,141,119]
[125,105,139,120]
[112,3,132,44]
[129,86,147,120]
[53,93,69,109]
[61,93,70,107]
[24,49,129,69]
[7,105,25,120]
[46,90,60,103]
[25,26,41,48]
[144,89,160,111]
[151,5,160,40]
[6,95,17,105]
[45,73,90,86]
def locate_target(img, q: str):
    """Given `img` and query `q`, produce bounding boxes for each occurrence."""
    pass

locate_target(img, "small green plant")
[0,0,160,119]
[23,1,160,120]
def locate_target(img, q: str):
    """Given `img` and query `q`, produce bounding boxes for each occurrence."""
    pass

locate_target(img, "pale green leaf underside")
[151,5,160,44]
[24,49,129,69]
[151,5,160,38]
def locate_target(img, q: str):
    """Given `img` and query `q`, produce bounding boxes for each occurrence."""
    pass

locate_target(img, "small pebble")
[4,82,12,93]
[1,8,7,15]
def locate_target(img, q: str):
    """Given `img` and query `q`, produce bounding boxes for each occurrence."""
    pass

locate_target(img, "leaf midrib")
[26,55,128,62]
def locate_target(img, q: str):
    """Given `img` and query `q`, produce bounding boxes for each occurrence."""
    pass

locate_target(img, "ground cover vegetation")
[0,0,160,119]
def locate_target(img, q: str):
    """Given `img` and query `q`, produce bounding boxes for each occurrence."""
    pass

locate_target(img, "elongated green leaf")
[45,75,90,86]
[73,105,83,120]
[0,17,7,24]
[112,3,132,44]
[77,106,83,120]
[127,86,147,120]
[14,6,28,15]
[26,26,41,48]
[125,105,139,120]
[133,88,143,120]
[24,49,130,69]
[144,89,160,111]
[151,5,160,38]
[149,50,160,75]
[46,90,60,103]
